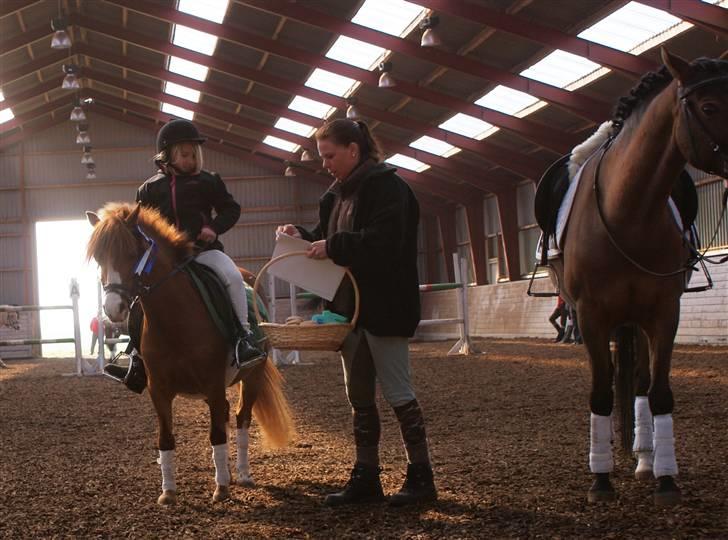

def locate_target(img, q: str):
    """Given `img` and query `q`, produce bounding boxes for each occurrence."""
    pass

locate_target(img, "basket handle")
[252,250,360,328]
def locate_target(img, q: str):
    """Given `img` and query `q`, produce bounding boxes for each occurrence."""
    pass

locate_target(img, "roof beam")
[0,0,42,19]
[72,13,549,180]
[0,50,68,85]
[417,0,657,77]
[104,0,578,153]
[0,94,73,133]
[639,0,728,38]
[0,23,51,55]
[0,105,71,150]
[0,76,64,108]
[240,0,610,123]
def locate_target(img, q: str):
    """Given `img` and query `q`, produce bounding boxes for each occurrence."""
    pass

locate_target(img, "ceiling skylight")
[177,0,229,24]
[172,25,219,55]
[168,56,209,81]
[161,102,195,120]
[521,50,602,88]
[475,85,541,116]
[385,154,431,173]
[439,113,494,140]
[164,81,201,103]
[305,68,359,98]
[0,107,15,124]
[352,0,427,37]
[288,96,336,119]
[263,135,300,153]
[274,118,316,138]
[409,136,461,157]
[326,36,387,70]
[577,2,682,52]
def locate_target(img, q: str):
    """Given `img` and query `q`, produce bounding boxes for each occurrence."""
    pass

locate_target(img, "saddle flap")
[535,154,571,235]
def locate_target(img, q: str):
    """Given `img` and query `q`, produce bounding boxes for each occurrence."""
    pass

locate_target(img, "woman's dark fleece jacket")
[297,162,421,337]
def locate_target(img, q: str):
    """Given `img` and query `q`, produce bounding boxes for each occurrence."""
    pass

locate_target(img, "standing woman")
[277,118,437,507]
[105,119,266,392]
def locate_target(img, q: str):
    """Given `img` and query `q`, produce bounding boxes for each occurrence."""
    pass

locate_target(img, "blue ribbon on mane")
[134,225,158,276]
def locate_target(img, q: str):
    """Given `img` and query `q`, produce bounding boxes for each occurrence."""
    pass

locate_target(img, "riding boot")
[389,462,438,507]
[324,463,385,506]
[553,328,565,342]
[104,349,147,394]
[235,330,266,369]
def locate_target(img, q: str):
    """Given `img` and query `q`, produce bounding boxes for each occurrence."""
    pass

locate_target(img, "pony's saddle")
[535,154,699,239]
[183,261,268,346]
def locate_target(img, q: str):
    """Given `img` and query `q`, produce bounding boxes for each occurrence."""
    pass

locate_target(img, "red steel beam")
[105,0,577,153]
[0,76,64,108]
[0,24,51,55]
[418,0,657,77]
[639,0,728,38]
[0,50,69,85]
[0,95,73,133]
[241,0,611,123]
[0,0,42,18]
[72,12,549,180]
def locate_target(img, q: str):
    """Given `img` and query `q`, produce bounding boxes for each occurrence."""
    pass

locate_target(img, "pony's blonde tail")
[251,358,295,449]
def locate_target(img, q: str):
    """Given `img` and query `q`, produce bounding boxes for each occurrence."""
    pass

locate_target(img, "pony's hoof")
[654,476,681,507]
[213,484,231,503]
[157,490,177,505]
[236,475,256,487]
[587,474,616,503]
[635,469,653,481]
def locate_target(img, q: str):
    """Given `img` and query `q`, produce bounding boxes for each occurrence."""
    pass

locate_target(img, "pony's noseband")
[678,74,728,178]
[102,226,158,305]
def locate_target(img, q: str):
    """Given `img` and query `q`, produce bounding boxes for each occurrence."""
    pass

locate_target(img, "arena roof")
[1,0,726,211]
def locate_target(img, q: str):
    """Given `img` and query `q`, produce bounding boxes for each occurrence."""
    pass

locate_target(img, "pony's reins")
[592,75,728,289]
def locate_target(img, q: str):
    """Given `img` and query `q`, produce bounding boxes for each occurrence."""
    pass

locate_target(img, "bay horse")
[86,202,294,505]
[549,49,728,506]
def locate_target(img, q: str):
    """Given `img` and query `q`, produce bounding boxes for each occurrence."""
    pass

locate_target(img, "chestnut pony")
[87,203,294,505]
[550,49,728,506]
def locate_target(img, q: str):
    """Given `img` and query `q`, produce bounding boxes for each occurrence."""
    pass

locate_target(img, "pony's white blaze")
[103,267,127,321]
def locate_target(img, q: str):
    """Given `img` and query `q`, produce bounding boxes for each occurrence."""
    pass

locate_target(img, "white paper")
[269,233,346,301]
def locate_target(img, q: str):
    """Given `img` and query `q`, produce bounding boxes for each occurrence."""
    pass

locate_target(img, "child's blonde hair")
[154,142,204,175]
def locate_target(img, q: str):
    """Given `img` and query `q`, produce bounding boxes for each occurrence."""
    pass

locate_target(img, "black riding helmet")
[156,119,206,153]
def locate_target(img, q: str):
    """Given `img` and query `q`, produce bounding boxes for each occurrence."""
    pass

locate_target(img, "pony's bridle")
[678,75,728,179]
[102,225,193,306]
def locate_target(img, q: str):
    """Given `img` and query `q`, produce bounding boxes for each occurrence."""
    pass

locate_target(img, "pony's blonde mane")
[568,120,614,180]
[87,202,193,268]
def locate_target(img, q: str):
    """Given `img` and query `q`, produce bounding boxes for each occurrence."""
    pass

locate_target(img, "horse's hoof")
[587,474,616,503]
[635,469,653,481]
[654,476,681,507]
[236,475,256,487]
[157,490,177,505]
[213,484,230,503]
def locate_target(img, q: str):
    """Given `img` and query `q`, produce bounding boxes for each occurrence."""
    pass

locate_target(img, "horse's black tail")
[613,325,636,453]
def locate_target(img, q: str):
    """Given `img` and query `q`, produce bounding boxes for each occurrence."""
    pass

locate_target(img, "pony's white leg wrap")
[589,413,614,474]
[633,396,654,475]
[158,449,176,492]
[212,443,231,486]
[653,414,678,477]
[236,428,252,482]
[196,250,249,328]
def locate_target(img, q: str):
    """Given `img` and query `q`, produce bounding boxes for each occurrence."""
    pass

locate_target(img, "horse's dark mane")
[612,57,728,136]
[87,202,193,267]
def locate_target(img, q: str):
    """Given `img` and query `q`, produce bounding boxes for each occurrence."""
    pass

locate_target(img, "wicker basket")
[252,251,359,351]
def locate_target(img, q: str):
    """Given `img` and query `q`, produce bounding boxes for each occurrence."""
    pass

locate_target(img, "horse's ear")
[86,211,100,226]
[661,47,690,83]
[125,204,141,226]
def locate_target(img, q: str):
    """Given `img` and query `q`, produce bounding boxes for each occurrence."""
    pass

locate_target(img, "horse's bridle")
[102,225,194,307]
[592,75,728,285]
[678,75,728,178]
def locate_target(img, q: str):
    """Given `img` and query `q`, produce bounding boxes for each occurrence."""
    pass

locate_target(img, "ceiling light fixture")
[61,64,81,90]
[378,61,396,89]
[345,97,360,120]
[50,16,71,49]
[419,15,442,48]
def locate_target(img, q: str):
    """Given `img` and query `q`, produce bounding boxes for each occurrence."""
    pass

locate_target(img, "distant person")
[276,118,437,507]
[548,296,567,342]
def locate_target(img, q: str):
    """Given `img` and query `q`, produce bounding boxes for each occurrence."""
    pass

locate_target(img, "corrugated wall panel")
[0,192,21,221]
[26,186,135,221]
[204,149,273,178]
[0,236,23,266]
[0,272,24,303]
[0,155,21,185]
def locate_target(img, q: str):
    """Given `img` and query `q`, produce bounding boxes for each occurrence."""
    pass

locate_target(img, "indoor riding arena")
[1,1,726,539]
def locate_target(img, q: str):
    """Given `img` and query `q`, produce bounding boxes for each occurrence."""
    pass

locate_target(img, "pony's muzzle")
[104,293,129,322]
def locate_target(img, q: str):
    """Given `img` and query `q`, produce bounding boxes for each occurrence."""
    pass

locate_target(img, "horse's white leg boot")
[212,443,231,502]
[157,449,177,505]
[653,414,678,478]
[633,396,654,480]
[589,413,614,473]
[235,427,255,486]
